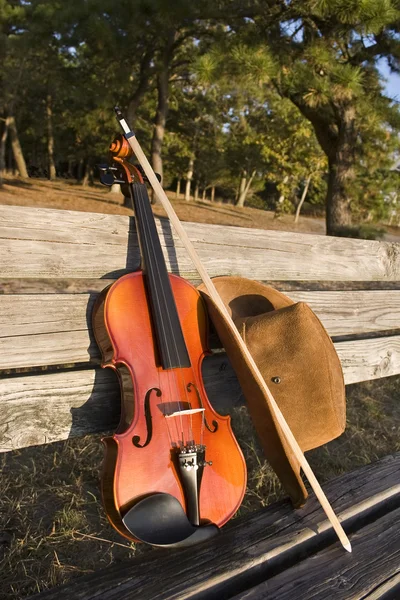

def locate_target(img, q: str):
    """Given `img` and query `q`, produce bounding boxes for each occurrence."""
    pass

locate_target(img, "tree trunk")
[77,159,84,183]
[8,115,29,178]
[0,118,9,187]
[127,50,153,126]
[277,174,289,207]
[237,172,247,202]
[67,159,74,178]
[110,183,121,194]
[294,174,312,224]
[175,178,181,198]
[211,186,215,202]
[46,94,56,180]
[82,159,94,186]
[202,188,206,200]
[236,169,256,207]
[326,136,356,237]
[150,32,177,197]
[325,105,356,235]
[289,97,355,235]
[194,182,199,201]
[184,156,194,201]
[150,65,169,188]
[304,102,355,236]
[326,156,353,235]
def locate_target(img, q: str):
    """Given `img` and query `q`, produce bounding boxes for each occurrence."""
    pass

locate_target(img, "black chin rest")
[122,493,219,548]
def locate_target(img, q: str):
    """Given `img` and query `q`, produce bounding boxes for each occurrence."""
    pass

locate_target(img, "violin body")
[93,270,246,543]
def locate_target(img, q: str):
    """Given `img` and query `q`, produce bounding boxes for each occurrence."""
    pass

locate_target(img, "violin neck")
[129,182,191,370]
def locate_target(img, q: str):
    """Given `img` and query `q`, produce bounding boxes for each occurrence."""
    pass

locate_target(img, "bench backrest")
[1,204,400,452]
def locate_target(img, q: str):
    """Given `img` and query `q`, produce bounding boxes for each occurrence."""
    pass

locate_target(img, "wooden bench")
[1,204,400,599]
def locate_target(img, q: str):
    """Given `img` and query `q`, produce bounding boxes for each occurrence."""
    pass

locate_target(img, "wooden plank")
[0,294,101,368]
[1,205,400,281]
[335,335,400,384]
[0,278,115,294]
[1,334,400,451]
[1,278,400,294]
[365,573,400,600]
[231,507,400,600]
[28,453,400,600]
[288,290,400,334]
[0,369,120,451]
[2,291,400,369]
[0,354,245,452]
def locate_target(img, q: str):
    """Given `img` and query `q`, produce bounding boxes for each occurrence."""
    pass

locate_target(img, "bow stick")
[115,107,352,553]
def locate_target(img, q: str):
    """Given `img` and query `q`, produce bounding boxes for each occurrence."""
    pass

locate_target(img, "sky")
[378,59,400,102]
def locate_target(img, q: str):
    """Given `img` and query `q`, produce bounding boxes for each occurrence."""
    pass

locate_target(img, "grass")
[1,176,400,597]
[1,376,399,598]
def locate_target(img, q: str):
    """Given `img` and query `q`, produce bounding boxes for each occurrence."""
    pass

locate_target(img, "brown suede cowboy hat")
[198,276,345,508]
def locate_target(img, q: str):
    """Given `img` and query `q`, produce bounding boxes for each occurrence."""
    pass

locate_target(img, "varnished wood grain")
[95,272,246,536]
[28,453,400,600]
[1,205,400,281]
[2,291,400,369]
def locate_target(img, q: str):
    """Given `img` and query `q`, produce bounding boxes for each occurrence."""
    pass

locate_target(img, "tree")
[216,0,400,234]
[0,0,30,178]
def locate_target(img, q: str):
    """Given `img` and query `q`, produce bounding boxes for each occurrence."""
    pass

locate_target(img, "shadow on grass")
[2,177,35,189]
[178,199,254,222]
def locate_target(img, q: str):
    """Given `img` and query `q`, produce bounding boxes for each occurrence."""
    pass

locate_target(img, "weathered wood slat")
[0,368,120,452]
[2,278,400,294]
[0,354,245,452]
[288,290,400,333]
[29,453,400,600]
[0,294,101,368]
[335,335,400,384]
[231,507,400,599]
[2,205,400,281]
[1,335,400,452]
[2,291,400,369]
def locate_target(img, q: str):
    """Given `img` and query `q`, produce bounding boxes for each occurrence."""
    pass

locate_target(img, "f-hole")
[132,387,161,448]
[186,383,218,433]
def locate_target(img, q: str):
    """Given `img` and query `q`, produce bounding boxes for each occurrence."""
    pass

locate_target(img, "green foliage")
[0,0,399,227]
[333,224,386,240]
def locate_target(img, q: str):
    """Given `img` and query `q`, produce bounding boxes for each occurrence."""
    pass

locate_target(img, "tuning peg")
[97,164,125,186]
[136,165,162,183]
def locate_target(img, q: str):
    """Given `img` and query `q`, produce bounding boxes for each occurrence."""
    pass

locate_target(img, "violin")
[93,128,246,547]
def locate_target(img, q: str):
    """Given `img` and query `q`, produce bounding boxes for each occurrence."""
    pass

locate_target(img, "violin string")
[137,184,183,440]
[145,190,196,444]
[130,184,177,444]
[135,183,186,443]
[140,187,191,443]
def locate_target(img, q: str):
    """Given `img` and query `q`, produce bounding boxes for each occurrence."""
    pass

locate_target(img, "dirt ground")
[3,176,399,242]
[2,176,400,241]
[0,176,328,233]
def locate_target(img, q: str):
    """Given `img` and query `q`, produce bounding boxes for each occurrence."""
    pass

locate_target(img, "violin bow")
[115,107,352,553]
